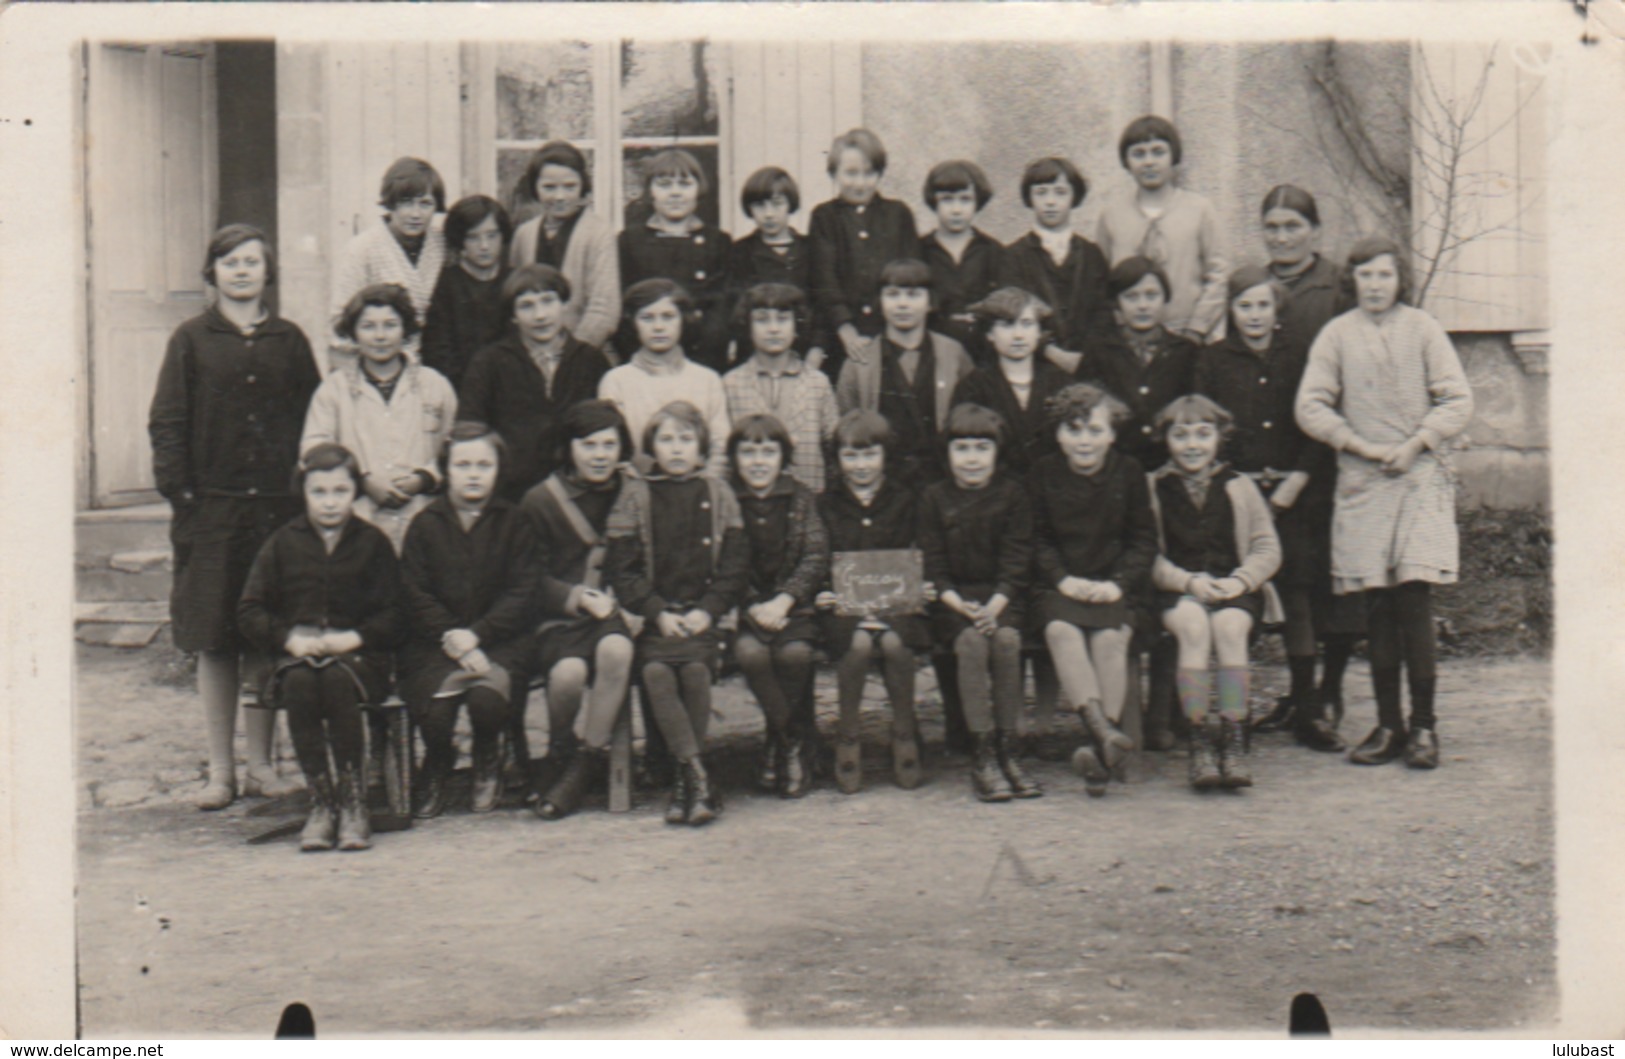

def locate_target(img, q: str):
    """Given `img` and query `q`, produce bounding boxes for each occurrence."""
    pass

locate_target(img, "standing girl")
[599,279,731,478]
[1296,236,1474,769]
[728,414,830,799]
[917,160,1008,359]
[1031,383,1159,797]
[809,128,920,381]
[816,410,932,794]
[237,444,406,850]
[302,283,457,553]
[330,157,448,367]
[617,149,733,369]
[1147,396,1282,790]
[519,400,638,820]
[605,402,750,826]
[421,195,513,391]
[149,223,322,809]
[918,404,1040,802]
[1002,156,1112,368]
[1095,117,1229,344]
[508,141,622,352]
[730,167,818,368]
[951,287,1075,479]
[1193,264,1343,751]
[400,424,544,817]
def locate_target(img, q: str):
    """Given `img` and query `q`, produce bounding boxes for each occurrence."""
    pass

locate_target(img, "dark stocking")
[643,662,700,761]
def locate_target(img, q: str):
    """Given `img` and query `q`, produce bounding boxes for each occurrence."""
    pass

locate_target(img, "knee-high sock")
[1176,667,1213,725]
[1365,588,1406,730]
[1319,633,1356,702]
[1216,666,1249,723]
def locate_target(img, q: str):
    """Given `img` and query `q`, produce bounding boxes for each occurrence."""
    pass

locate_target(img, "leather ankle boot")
[1079,699,1133,773]
[664,765,691,825]
[779,731,810,799]
[685,757,719,827]
[1250,694,1298,733]
[892,734,923,790]
[470,734,503,813]
[412,750,452,819]
[536,747,605,820]
[336,764,372,851]
[1218,716,1253,789]
[971,732,1013,802]
[1294,693,1347,753]
[995,729,1043,799]
[1404,726,1440,769]
[1189,718,1223,790]
[300,770,337,852]
[834,737,863,795]
[1349,725,1407,765]
[755,726,782,792]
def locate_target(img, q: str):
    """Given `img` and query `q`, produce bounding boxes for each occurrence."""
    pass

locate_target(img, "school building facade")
[75,37,1549,517]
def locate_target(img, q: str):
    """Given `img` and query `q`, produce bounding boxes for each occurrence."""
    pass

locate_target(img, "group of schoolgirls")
[151,108,1473,852]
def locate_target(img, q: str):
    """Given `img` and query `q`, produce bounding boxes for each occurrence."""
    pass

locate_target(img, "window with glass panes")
[482,40,727,231]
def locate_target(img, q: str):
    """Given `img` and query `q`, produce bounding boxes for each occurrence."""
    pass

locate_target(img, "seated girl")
[728,413,830,799]
[400,423,544,818]
[519,400,639,820]
[1030,383,1158,797]
[918,403,1040,803]
[237,443,406,851]
[1147,395,1281,790]
[605,401,749,826]
[422,194,513,391]
[816,409,931,794]
[302,283,457,553]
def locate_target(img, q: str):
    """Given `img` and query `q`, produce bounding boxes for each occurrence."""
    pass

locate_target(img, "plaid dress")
[1295,304,1474,593]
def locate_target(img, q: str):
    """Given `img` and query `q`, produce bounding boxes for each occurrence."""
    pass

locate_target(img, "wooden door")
[86,42,217,506]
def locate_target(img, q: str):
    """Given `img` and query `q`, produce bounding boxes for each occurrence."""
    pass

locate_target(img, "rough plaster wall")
[1453,333,1549,510]
[275,43,331,365]
[860,42,1150,242]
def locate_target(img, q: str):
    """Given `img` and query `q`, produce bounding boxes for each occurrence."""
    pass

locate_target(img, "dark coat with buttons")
[1077,326,1199,469]
[808,194,919,379]
[733,474,830,610]
[919,229,1008,359]
[1001,232,1114,354]
[1029,449,1157,592]
[619,220,733,369]
[817,475,930,652]
[1194,329,1317,475]
[148,305,321,503]
[950,359,1074,479]
[918,474,1033,640]
[421,264,508,392]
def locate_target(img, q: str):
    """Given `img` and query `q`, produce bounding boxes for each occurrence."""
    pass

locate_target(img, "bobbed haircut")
[623,277,695,324]
[294,442,364,493]
[923,159,993,211]
[1225,263,1291,317]
[518,140,593,201]
[203,223,276,288]
[1019,156,1087,209]
[1154,393,1235,443]
[501,264,573,321]
[336,283,421,341]
[1107,255,1172,301]
[445,195,513,254]
[727,412,796,467]
[558,398,633,467]
[826,127,887,176]
[1047,382,1130,429]
[643,400,713,461]
[732,282,809,338]
[1341,235,1413,307]
[833,408,893,454]
[1260,184,1321,227]
[969,286,1053,340]
[440,420,507,477]
[878,257,934,292]
[641,148,709,195]
[1118,115,1183,167]
[378,156,446,212]
[740,166,801,215]
[943,402,1007,450]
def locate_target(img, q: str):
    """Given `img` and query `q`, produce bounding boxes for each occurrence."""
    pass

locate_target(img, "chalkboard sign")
[830,549,926,619]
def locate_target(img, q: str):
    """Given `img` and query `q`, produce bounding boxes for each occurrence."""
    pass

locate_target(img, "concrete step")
[76,600,170,624]
[75,564,171,603]
[77,623,165,648]
[76,503,171,563]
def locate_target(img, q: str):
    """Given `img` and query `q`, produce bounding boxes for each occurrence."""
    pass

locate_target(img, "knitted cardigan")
[508,210,622,350]
[1146,465,1282,594]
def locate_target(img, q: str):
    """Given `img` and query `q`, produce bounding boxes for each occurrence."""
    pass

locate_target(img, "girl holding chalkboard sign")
[816,409,932,794]
[918,403,1041,803]
[1031,383,1159,798]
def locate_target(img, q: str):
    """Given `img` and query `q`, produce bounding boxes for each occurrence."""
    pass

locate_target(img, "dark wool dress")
[1000,232,1114,354]
[618,221,734,369]
[817,477,931,654]
[733,474,830,647]
[875,338,948,483]
[1077,325,1200,470]
[458,332,612,501]
[949,359,1075,480]
[919,230,1008,360]
[918,474,1034,645]
[148,306,321,653]
[236,514,407,706]
[398,496,544,708]
[1150,467,1266,623]
[1029,449,1158,633]
[421,264,508,392]
[520,470,632,677]
[808,194,919,378]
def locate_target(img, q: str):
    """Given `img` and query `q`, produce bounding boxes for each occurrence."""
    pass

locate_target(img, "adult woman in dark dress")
[149,223,322,809]
[1247,185,1365,742]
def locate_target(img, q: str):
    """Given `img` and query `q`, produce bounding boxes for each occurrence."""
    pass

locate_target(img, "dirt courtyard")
[74,643,1555,1037]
